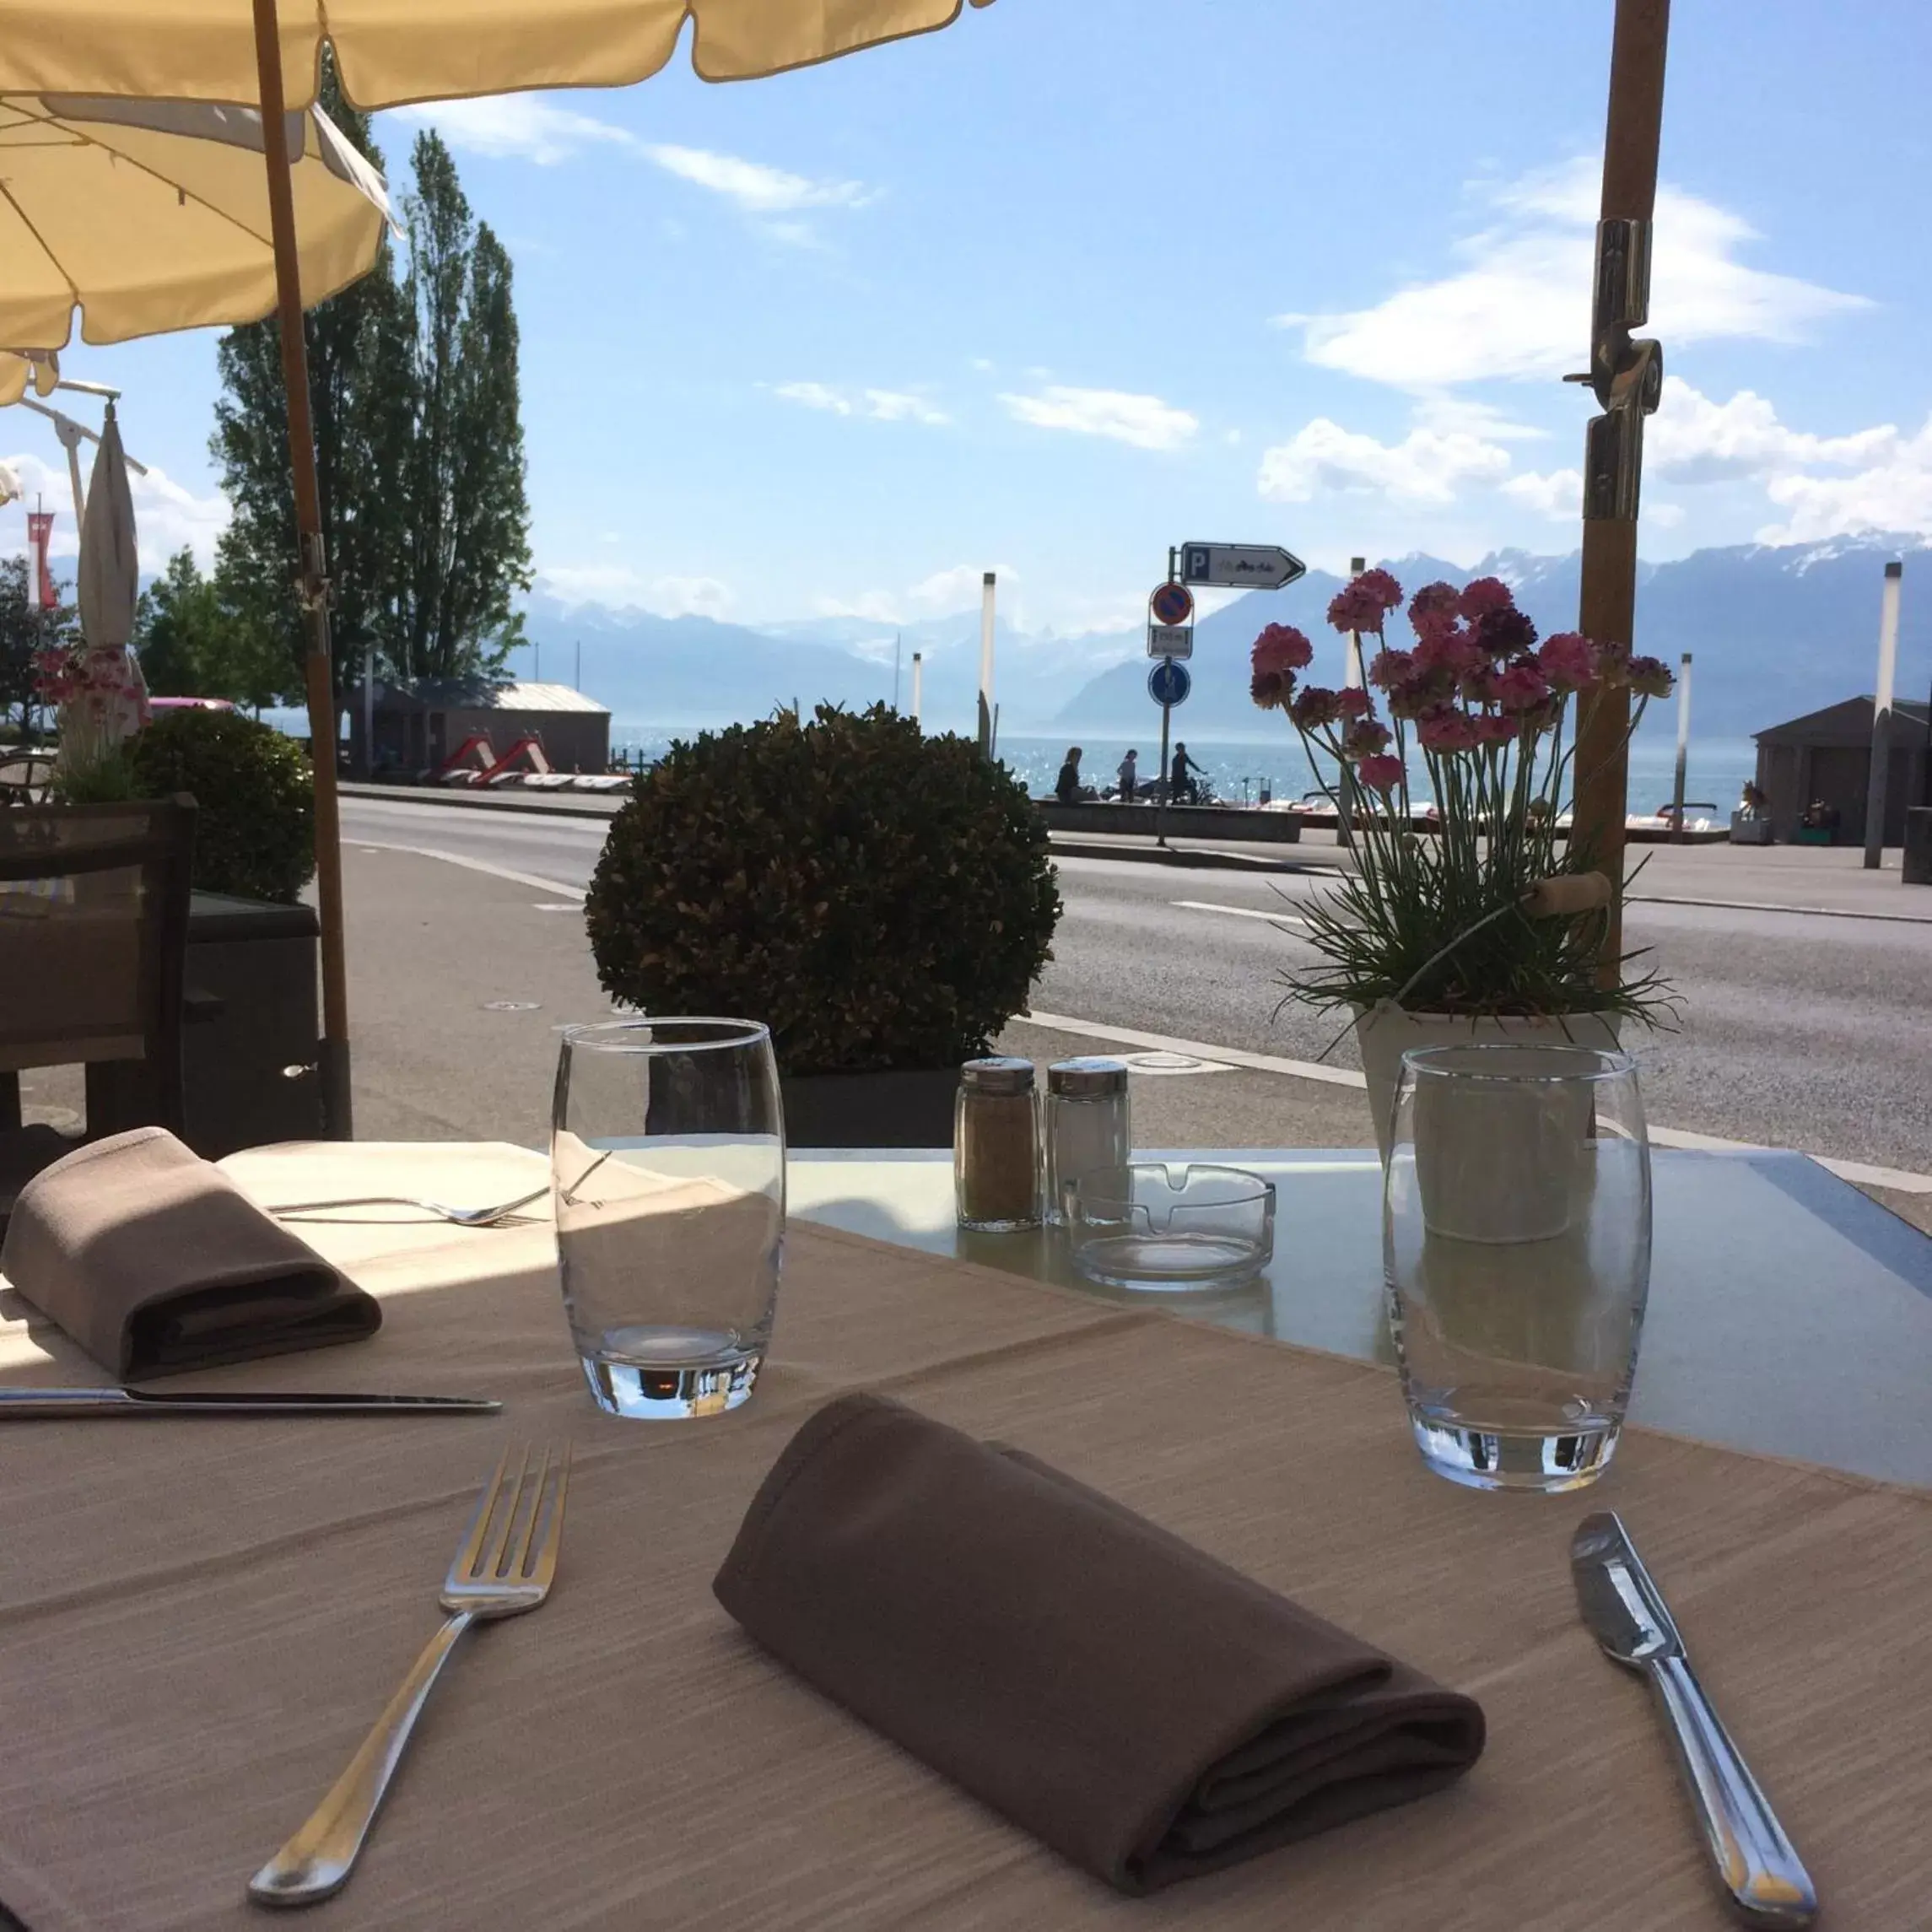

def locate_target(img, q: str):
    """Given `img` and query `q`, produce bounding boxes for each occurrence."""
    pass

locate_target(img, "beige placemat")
[0,1142,1926,1929]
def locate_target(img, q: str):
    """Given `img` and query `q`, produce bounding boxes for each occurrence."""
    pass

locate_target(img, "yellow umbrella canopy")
[0,94,391,350]
[0,348,60,405]
[0,0,995,110]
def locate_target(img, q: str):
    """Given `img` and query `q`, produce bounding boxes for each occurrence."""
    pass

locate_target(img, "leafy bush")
[127,708,315,904]
[586,705,1061,1075]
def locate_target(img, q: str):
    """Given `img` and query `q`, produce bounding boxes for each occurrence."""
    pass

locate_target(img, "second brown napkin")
[714,1391,1485,1893]
[0,1126,379,1379]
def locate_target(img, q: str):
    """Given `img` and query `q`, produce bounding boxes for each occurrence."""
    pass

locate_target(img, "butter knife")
[1571,1511,1816,1928]
[0,1389,499,1417]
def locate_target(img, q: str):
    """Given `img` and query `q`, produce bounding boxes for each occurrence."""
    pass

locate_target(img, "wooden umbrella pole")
[253,0,353,1136]
[1572,0,1669,985]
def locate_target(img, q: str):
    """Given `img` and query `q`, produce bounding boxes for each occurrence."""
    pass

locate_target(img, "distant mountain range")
[521,532,1932,744]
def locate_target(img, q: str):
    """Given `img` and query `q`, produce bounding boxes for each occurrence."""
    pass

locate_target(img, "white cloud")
[864,390,949,426]
[1257,418,1512,504]
[770,382,948,425]
[643,144,869,214]
[816,563,1014,625]
[999,386,1197,451]
[774,381,853,416]
[538,565,733,618]
[1282,159,1868,390]
[1647,375,1894,483]
[1500,467,1583,519]
[391,97,635,165]
[1758,415,1932,544]
[2,451,230,571]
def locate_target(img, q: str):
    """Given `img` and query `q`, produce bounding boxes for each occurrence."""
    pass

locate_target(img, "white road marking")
[350,839,586,900]
[1173,899,1309,927]
[1027,1008,1932,1193]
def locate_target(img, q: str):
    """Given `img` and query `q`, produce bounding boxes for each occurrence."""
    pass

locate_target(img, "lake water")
[610,722,1759,821]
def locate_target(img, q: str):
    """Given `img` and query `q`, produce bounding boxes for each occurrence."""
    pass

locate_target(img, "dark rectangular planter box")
[1904,807,1932,887]
[780,1066,960,1149]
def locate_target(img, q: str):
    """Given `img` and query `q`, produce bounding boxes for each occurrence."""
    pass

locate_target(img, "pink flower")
[1289,685,1345,731]
[1251,623,1314,675]
[1413,627,1484,682]
[1474,713,1520,746]
[1459,576,1514,621]
[1251,669,1287,711]
[1537,632,1599,691]
[1407,581,1462,638]
[1627,654,1674,699]
[1472,605,1537,657]
[1355,754,1404,793]
[1490,662,1552,713]
[1368,647,1415,690]
[1344,717,1391,758]
[1335,686,1373,720]
[1417,709,1480,753]
[1326,569,1402,635]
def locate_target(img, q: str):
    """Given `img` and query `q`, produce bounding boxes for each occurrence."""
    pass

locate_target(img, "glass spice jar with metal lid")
[1044,1057,1131,1225]
[954,1057,1041,1231]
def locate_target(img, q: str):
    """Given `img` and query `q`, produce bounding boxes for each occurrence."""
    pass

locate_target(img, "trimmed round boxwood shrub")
[586,704,1061,1076]
[127,708,316,904]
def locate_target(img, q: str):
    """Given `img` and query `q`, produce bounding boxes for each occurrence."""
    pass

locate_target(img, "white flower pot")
[1353,1001,1622,1167]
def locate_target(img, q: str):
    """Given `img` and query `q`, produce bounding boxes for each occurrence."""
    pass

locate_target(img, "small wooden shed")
[354,677,611,778]
[1753,696,1930,845]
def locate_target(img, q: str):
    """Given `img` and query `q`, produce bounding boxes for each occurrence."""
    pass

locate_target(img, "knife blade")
[0,1388,499,1417]
[1571,1511,1816,1929]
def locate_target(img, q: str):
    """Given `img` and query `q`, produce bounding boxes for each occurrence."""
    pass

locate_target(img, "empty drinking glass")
[1384,1043,1650,1493]
[553,1018,784,1419]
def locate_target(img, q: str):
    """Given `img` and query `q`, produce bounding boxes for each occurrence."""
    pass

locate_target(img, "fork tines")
[461,1444,569,1586]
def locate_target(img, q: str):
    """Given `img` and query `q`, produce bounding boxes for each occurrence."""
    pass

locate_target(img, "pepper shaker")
[955,1057,1041,1231]
[1044,1057,1131,1225]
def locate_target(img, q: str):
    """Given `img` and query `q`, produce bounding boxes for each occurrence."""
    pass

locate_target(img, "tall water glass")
[553,1018,784,1419]
[1383,1044,1650,1493]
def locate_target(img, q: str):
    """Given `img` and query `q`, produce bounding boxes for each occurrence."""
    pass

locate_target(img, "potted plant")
[126,707,316,904]
[585,704,1062,1147]
[1250,568,1676,1152]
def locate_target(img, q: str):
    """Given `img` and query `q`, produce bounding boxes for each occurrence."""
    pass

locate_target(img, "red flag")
[27,510,57,609]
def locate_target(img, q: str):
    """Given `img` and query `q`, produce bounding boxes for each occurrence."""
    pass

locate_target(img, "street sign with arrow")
[1179,542,1305,591]
[1147,659,1191,707]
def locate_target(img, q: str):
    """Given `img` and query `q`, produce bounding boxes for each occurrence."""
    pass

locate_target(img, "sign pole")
[1670,651,1692,844]
[1157,694,1173,848]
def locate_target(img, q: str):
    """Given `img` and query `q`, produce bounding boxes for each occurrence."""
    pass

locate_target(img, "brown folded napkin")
[714,1392,1486,1894]
[0,1126,380,1379]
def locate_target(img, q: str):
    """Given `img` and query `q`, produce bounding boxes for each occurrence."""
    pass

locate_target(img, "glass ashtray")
[1065,1163,1275,1291]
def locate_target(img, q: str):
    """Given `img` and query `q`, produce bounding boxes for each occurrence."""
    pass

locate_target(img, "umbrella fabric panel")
[0,95,389,348]
[0,0,994,112]
[78,412,139,652]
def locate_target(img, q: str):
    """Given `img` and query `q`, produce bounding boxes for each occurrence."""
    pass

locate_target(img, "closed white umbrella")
[78,406,138,652]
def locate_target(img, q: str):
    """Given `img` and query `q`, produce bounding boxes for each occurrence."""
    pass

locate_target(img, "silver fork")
[262,1186,550,1229]
[248,1444,570,1909]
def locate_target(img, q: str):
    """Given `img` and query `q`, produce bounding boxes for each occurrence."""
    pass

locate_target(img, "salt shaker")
[954,1058,1041,1231]
[1044,1057,1131,1224]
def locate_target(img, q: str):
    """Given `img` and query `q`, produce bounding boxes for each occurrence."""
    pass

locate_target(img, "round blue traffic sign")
[1147,659,1191,707]
[1149,580,1194,627]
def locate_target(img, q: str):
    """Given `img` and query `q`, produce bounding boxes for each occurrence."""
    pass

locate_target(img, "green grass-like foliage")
[586,705,1061,1075]
[127,708,316,904]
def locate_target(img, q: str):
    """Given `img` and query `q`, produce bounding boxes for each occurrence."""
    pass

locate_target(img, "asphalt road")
[338,794,1932,1177]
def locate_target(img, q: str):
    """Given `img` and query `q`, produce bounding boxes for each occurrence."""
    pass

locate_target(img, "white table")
[788,1147,1932,1488]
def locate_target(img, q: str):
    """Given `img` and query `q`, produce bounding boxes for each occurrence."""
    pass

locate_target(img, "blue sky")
[8,0,1930,636]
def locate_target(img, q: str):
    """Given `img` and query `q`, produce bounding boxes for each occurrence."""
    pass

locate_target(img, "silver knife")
[0,1388,499,1417]
[1571,1511,1817,1929]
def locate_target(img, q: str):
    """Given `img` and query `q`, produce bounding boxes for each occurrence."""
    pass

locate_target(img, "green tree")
[210,97,531,699]
[133,548,284,708]
[211,57,403,703]
[0,556,77,737]
[386,131,531,681]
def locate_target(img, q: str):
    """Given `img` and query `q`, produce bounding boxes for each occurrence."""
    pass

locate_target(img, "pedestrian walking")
[1116,747,1138,801]
[1055,747,1084,803]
